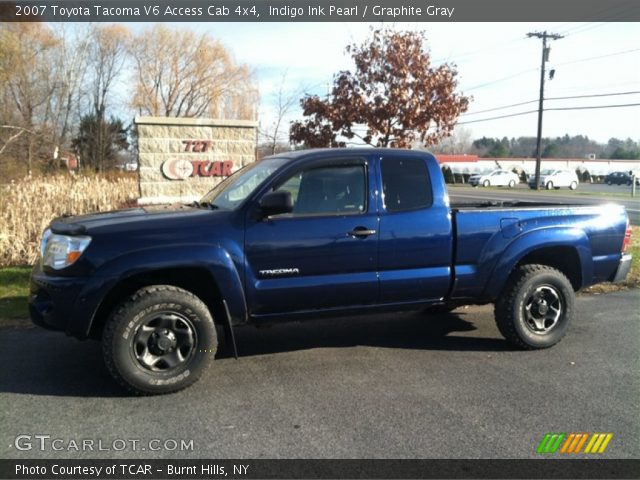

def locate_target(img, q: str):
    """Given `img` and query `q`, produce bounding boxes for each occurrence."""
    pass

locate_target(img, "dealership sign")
[161,139,233,180]
[161,158,233,180]
[135,117,257,205]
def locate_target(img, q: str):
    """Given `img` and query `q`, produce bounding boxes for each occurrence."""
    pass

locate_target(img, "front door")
[244,157,379,316]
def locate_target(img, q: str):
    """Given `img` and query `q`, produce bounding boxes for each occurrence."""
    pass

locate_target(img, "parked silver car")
[469,169,519,188]
[528,169,579,190]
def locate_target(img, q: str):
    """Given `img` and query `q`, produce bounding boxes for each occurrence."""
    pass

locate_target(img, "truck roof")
[265,148,435,161]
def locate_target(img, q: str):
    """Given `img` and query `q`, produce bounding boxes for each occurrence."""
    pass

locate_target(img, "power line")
[457,102,640,125]
[555,47,640,66]
[547,102,640,111]
[560,22,610,37]
[432,36,527,65]
[463,47,640,92]
[461,90,640,117]
[457,110,539,125]
[546,90,640,101]
[461,100,539,116]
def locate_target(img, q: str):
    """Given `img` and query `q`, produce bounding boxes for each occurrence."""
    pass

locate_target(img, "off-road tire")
[494,264,574,350]
[102,285,217,395]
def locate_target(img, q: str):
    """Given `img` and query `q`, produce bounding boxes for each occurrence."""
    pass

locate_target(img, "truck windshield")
[199,158,288,209]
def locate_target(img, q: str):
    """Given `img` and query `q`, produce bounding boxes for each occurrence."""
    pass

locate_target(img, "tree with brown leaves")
[290,28,470,149]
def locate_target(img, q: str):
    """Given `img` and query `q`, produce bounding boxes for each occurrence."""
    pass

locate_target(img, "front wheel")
[546,181,554,190]
[508,180,516,188]
[483,179,490,187]
[569,181,578,190]
[494,264,574,349]
[102,285,217,395]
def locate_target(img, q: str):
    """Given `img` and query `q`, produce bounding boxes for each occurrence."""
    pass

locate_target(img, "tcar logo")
[162,159,194,180]
[161,159,234,180]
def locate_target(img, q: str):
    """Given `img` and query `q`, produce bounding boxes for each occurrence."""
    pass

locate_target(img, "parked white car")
[528,169,579,190]
[469,169,519,188]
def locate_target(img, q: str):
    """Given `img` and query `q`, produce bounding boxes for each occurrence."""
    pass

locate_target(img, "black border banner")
[1,0,640,22]
[1,459,640,479]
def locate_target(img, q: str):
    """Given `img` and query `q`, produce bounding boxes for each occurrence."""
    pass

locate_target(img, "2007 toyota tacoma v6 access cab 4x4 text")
[30,149,633,394]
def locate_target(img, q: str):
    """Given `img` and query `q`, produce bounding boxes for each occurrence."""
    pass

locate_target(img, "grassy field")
[0,230,637,325]
[0,265,31,327]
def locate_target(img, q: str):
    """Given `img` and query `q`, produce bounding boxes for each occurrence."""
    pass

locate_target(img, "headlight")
[40,228,52,257]
[41,231,91,270]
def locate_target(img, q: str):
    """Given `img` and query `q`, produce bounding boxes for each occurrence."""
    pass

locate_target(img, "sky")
[128,21,640,146]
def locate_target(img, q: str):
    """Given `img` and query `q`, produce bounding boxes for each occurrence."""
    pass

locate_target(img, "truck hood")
[50,204,215,235]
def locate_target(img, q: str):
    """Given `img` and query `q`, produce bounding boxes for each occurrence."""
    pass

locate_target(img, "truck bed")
[449,202,628,301]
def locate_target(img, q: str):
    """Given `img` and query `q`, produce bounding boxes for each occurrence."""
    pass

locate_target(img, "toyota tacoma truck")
[30,149,633,395]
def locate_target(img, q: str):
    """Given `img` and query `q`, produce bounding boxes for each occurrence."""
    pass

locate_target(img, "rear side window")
[380,157,432,212]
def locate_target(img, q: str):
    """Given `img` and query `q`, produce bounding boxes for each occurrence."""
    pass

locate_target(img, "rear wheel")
[494,264,574,349]
[102,285,217,395]
[546,181,554,190]
[569,181,578,190]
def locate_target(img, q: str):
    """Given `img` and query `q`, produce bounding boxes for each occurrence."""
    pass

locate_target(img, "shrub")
[442,166,454,184]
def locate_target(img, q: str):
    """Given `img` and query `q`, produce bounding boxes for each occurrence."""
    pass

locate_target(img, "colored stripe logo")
[537,433,613,454]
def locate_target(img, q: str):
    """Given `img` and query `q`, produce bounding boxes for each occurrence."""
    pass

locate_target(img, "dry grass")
[0,174,138,267]
[583,226,640,293]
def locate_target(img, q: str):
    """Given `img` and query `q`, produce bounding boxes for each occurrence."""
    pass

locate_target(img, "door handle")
[348,227,377,238]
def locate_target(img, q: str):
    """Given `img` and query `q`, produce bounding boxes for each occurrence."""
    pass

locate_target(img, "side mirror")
[259,191,293,217]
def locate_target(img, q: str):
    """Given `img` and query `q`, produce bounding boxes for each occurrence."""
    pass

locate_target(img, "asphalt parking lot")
[448,183,640,224]
[1,289,638,459]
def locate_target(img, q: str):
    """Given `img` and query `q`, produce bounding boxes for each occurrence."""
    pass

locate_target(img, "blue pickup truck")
[30,149,633,394]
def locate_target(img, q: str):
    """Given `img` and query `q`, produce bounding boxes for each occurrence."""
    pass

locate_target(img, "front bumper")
[28,264,115,338]
[611,254,633,283]
[29,265,87,333]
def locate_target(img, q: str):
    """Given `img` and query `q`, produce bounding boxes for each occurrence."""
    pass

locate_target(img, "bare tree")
[48,23,93,165]
[259,72,301,156]
[0,125,33,156]
[0,23,59,171]
[429,127,473,154]
[129,25,257,119]
[86,24,131,171]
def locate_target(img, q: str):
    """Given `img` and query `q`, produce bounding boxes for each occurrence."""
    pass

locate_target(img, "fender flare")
[70,244,247,338]
[481,227,593,300]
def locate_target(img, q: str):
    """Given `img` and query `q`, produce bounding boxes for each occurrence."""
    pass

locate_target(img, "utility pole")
[527,31,563,190]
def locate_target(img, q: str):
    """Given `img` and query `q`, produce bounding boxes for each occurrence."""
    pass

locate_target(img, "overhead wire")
[460,91,640,117]
[457,102,640,125]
